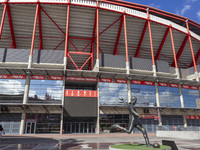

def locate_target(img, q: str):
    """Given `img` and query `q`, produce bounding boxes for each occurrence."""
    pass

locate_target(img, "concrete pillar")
[155,82,162,126]
[152,65,157,77]
[127,80,131,103]
[23,75,31,105]
[19,111,26,135]
[126,62,130,75]
[60,75,66,134]
[96,78,100,134]
[195,71,199,81]
[28,55,32,69]
[175,68,180,79]
[63,57,67,70]
[94,59,99,71]
[157,109,162,126]
[155,82,160,107]
[179,84,184,108]
[183,114,187,128]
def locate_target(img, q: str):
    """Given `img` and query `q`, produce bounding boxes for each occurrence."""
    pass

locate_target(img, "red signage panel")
[186,115,200,120]
[65,90,98,97]
[99,78,112,83]
[181,85,199,90]
[131,80,155,86]
[158,82,168,87]
[141,114,159,119]
[115,79,127,84]
[190,86,199,90]
[49,76,63,80]
[0,74,26,79]
[66,76,97,82]
[169,83,179,88]
[31,75,45,80]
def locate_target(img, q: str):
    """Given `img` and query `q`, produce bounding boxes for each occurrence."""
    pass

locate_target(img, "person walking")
[0,124,5,142]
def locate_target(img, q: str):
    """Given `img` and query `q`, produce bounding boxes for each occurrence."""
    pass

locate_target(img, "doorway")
[25,122,36,134]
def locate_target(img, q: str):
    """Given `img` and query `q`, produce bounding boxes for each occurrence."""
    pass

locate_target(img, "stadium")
[0,0,200,135]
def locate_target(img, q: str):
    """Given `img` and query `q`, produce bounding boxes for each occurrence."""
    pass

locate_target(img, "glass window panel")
[131,84,156,107]
[182,89,199,108]
[28,80,63,104]
[99,82,128,105]
[158,86,181,108]
[0,79,26,103]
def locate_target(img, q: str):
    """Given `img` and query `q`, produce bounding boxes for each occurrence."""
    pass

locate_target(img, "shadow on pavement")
[1,136,83,150]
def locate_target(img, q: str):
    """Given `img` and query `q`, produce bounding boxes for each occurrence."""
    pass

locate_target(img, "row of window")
[0,79,199,108]
[99,83,200,108]
[0,79,63,104]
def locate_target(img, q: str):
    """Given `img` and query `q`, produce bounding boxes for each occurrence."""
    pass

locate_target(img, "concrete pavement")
[0,133,200,150]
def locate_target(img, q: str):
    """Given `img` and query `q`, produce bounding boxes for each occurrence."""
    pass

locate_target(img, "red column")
[30,4,39,56]
[186,21,199,81]
[64,0,70,58]
[0,3,7,39]
[96,0,99,60]
[155,27,170,60]
[147,10,155,66]
[186,21,197,72]
[38,5,43,50]
[169,26,178,69]
[123,12,129,63]
[113,15,123,55]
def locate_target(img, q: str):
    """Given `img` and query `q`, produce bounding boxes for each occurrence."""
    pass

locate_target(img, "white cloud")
[0,80,25,95]
[181,5,191,15]
[197,11,200,19]
[187,0,197,2]
[47,87,62,100]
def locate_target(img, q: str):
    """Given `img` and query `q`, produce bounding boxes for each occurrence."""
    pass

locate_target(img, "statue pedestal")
[109,144,171,150]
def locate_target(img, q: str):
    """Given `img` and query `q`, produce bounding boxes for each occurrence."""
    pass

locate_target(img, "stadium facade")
[0,0,200,135]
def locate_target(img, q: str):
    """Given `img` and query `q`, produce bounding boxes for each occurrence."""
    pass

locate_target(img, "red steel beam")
[69,38,79,52]
[170,26,178,69]
[54,39,65,50]
[30,4,39,56]
[171,35,188,67]
[113,15,123,55]
[38,5,43,50]
[88,9,97,70]
[41,7,65,35]
[186,21,198,72]
[0,4,7,39]
[88,10,97,70]
[98,16,121,37]
[7,4,16,49]
[81,40,92,52]
[147,11,155,66]
[64,0,70,58]
[190,49,200,67]
[134,20,148,57]
[96,0,99,60]
[190,48,200,67]
[155,27,170,60]
[80,55,92,70]
[68,52,92,70]
[123,12,129,63]
[68,54,79,70]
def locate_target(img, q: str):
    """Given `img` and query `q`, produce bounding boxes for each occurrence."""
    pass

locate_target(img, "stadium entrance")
[64,79,98,134]
[25,121,36,134]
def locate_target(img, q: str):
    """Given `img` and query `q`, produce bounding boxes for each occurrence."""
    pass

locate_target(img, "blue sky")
[126,0,200,23]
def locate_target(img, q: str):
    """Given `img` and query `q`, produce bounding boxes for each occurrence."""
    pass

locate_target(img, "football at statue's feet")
[152,143,160,148]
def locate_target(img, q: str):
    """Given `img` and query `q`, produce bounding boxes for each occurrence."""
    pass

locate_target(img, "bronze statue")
[112,97,151,147]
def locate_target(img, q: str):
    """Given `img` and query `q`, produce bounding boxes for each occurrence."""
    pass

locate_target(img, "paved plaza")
[0,133,200,150]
